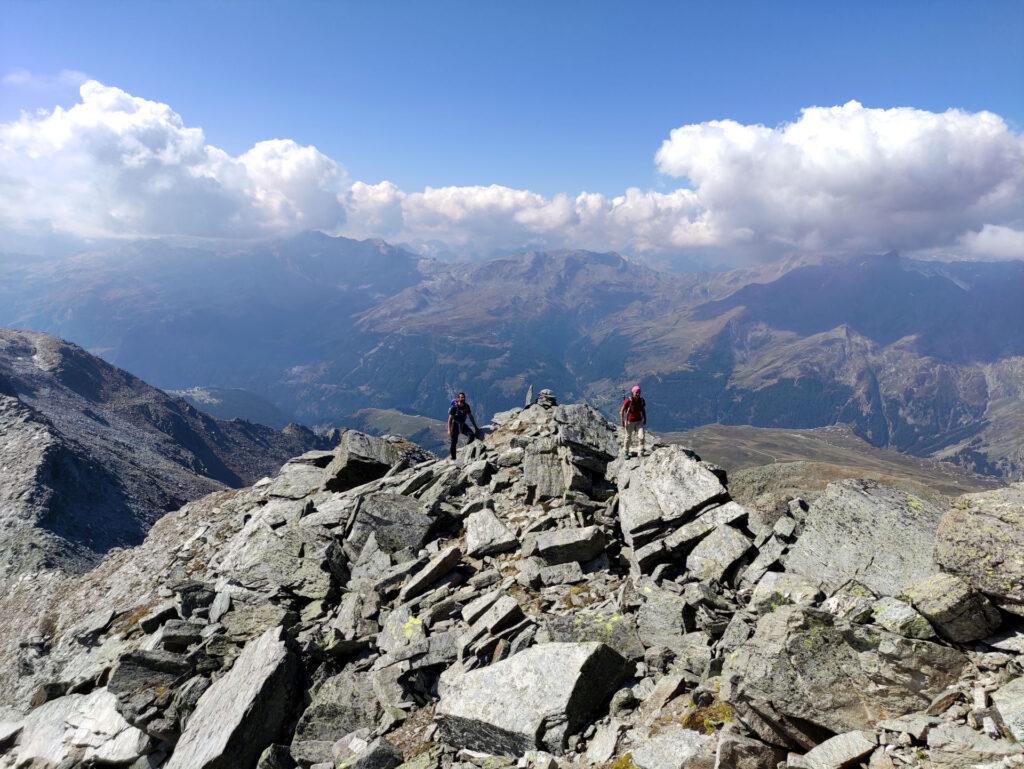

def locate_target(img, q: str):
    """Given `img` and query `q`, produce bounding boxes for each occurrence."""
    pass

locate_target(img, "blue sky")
[1,1,1022,262]
[4,0,1021,196]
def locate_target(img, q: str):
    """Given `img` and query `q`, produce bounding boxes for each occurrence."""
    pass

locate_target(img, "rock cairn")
[4,394,1024,769]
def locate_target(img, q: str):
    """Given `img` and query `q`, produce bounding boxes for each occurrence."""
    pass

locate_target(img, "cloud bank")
[1,79,1022,261]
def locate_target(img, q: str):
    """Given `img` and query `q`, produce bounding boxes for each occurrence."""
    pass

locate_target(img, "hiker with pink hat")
[619,384,647,458]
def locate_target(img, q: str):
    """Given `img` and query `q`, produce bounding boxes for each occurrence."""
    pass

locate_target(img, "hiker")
[620,384,647,457]
[448,391,480,459]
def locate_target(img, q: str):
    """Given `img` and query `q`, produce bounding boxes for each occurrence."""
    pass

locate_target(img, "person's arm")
[619,400,628,426]
[468,405,479,431]
[447,410,454,436]
[641,402,647,425]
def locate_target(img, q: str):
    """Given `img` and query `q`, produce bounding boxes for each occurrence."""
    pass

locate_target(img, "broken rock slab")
[165,626,299,769]
[629,727,715,769]
[10,689,152,767]
[784,480,945,597]
[534,526,605,566]
[720,606,967,749]
[936,483,1024,614]
[684,524,751,583]
[435,641,631,755]
[323,430,431,492]
[465,508,518,557]
[903,572,1001,643]
[749,571,820,614]
[870,597,935,640]
[787,730,876,769]
[291,670,383,764]
[617,446,727,548]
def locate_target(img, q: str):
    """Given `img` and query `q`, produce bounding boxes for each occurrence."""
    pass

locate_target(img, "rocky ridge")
[3,392,1024,769]
[0,327,334,581]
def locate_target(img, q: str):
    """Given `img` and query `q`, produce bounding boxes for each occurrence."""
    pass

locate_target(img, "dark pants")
[449,421,475,459]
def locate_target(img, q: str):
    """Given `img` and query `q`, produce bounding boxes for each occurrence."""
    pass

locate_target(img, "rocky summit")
[3,392,1024,769]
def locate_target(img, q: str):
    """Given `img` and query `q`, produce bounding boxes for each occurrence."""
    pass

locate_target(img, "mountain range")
[1,233,1022,479]
[0,327,331,581]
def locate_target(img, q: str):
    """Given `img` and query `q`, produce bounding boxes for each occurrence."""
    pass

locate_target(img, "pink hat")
[631,385,641,394]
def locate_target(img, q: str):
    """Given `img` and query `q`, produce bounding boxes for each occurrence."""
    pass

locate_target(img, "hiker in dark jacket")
[448,391,479,459]
[619,384,647,457]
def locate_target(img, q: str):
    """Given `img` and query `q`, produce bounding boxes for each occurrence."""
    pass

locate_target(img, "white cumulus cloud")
[0,80,347,238]
[655,101,1024,257]
[0,83,1021,262]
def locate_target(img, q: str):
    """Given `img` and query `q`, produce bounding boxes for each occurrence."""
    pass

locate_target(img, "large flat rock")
[784,480,944,596]
[323,430,431,492]
[617,447,727,545]
[165,626,298,769]
[720,605,967,749]
[435,642,630,755]
[936,483,1024,613]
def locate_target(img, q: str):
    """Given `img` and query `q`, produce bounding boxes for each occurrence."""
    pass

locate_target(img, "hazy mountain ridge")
[0,327,333,580]
[1,234,1021,478]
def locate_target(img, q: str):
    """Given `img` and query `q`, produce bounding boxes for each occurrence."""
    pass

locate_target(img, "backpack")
[450,399,470,422]
[623,396,645,422]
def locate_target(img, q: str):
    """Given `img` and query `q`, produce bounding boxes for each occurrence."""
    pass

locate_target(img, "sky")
[1,0,1023,264]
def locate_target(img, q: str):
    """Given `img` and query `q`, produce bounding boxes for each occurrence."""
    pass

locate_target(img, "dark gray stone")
[291,670,383,760]
[545,611,645,660]
[165,626,299,769]
[347,493,434,556]
[323,431,431,492]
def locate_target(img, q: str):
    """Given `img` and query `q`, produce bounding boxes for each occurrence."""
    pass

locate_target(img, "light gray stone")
[875,714,939,740]
[720,606,968,749]
[630,728,714,769]
[821,581,876,623]
[985,628,1024,654]
[535,526,605,565]
[935,483,1024,613]
[749,571,820,614]
[399,544,462,600]
[585,720,624,763]
[993,676,1024,742]
[522,452,565,500]
[435,642,631,755]
[903,573,1002,643]
[926,723,1024,763]
[637,587,688,653]
[539,561,584,586]
[165,626,298,769]
[684,524,751,582]
[784,480,945,596]
[871,597,935,639]
[378,605,427,655]
[787,730,876,769]
[466,509,518,557]
[617,447,727,546]
[12,689,151,767]
[267,456,327,499]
